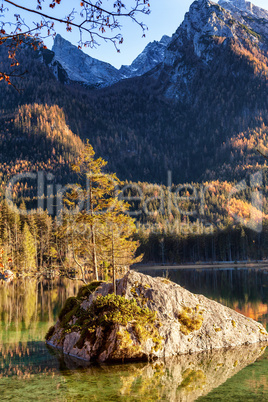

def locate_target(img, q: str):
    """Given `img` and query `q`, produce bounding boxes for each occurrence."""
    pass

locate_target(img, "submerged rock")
[46,271,268,362]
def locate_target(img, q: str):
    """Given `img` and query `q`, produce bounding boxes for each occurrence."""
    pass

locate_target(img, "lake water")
[0,268,268,401]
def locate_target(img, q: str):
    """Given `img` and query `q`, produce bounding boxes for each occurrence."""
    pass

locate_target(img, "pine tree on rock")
[62,141,142,288]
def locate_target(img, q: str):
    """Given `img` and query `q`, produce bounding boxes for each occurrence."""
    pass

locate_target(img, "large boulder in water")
[46,271,268,362]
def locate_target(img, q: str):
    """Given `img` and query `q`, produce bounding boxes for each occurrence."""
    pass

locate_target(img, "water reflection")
[0,341,59,378]
[55,343,267,401]
[0,278,80,344]
[0,340,266,401]
[0,269,268,400]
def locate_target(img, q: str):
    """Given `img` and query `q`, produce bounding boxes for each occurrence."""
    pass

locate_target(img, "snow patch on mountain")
[153,0,268,99]
[51,34,170,88]
[218,0,268,20]
[119,35,171,78]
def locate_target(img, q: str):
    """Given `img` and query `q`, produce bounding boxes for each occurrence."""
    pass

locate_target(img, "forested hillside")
[0,0,268,267]
[0,102,83,208]
[1,30,267,184]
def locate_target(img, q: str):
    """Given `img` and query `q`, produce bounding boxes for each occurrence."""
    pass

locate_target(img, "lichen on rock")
[46,271,268,362]
[177,306,204,335]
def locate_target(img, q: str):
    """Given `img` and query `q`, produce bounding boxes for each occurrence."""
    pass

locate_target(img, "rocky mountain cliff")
[50,33,171,88]
[219,0,268,20]
[49,0,268,96]
[51,34,120,87]
[150,0,268,99]
[119,35,171,79]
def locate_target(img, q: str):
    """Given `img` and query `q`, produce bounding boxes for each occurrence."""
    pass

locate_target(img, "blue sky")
[3,0,268,68]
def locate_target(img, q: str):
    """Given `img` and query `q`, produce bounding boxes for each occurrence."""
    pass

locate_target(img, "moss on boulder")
[46,271,268,362]
[76,281,105,300]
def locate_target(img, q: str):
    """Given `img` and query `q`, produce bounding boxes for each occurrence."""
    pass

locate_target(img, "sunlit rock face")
[218,0,268,40]
[219,0,268,20]
[154,0,268,99]
[47,271,268,362]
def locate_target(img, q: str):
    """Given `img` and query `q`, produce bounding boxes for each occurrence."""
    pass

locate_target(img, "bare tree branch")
[256,148,268,159]
[0,0,151,86]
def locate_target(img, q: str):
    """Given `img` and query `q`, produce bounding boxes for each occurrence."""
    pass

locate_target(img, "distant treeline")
[1,172,268,272]
[136,225,268,264]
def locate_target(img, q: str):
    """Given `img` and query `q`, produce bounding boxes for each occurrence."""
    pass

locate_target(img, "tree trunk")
[71,231,87,284]
[112,228,116,295]
[91,225,98,281]
[89,179,98,281]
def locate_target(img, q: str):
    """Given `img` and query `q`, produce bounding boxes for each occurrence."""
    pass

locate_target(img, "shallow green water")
[0,269,268,401]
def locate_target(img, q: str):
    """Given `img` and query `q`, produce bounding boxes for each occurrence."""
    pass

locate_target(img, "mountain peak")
[50,33,171,87]
[169,0,267,55]
[49,0,267,92]
[119,34,171,78]
[158,0,268,99]
[168,0,235,53]
[218,0,268,19]
[51,34,120,87]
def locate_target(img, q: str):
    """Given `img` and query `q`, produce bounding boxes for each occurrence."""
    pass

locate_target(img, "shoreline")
[133,261,268,271]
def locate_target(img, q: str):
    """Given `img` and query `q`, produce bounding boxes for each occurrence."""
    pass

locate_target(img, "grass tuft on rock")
[57,281,105,329]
